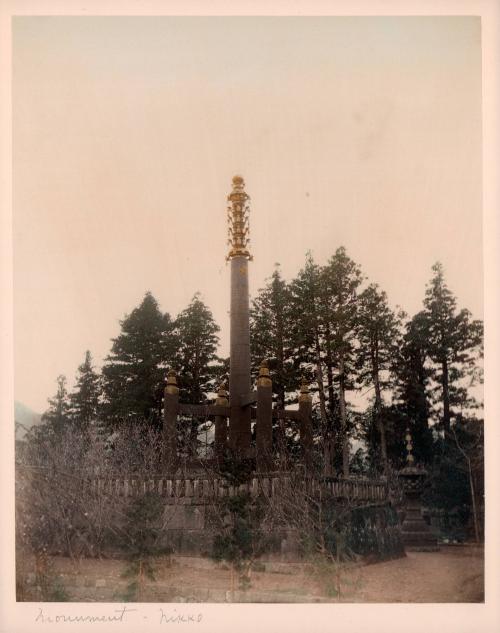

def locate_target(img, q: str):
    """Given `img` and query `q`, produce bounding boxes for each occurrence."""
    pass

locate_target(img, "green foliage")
[355,284,402,471]
[101,291,223,449]
[30,250,484,548]
[69,350,101,431]
[217,457,255,486]
[102,292,175,429]
[344,505,404,560]
[250,266,298,406]
[119,492,172,601]
[211,493,270,590]
[41,375,71,438]
[172,294,223,455]
[296,498,404,564]
[391,312,434,464]
[423,416,484,539]
[420,262,483,433]
[121,492,167,559]
[173,294,222,403]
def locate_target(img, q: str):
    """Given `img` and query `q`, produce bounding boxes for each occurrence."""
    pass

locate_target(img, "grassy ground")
[17,544,484,603]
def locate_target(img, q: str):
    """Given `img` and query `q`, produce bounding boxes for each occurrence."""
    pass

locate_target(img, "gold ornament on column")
[165,369,179,395]
[257,360,272,388]
[227,175,252,261]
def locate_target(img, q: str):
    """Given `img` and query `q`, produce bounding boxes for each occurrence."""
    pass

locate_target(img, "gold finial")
[298,377,312,403]
[215,383,229,405]
[257,360,272,387]
[405,427,415,465]
[227,175,252,261]
[165,369,179,395]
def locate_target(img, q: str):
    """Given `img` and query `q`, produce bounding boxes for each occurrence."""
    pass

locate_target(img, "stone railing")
[82,474,389,503]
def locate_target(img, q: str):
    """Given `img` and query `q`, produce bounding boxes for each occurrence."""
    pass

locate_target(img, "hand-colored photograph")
[13,15,484,604]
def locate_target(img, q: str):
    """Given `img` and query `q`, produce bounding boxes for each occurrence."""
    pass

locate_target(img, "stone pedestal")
[399,465,438,551]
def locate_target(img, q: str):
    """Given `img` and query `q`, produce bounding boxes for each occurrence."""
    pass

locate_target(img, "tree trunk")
[324,323,336,411]
[442,359,451,435]
[314,333,331,476]
[371,343,388,474]
[467,458,480,543]
[324,323,337,471]
[339,353,349,477]
[276,299,286,410]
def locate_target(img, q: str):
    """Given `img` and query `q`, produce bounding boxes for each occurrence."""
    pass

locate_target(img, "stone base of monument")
[401,500,439,552]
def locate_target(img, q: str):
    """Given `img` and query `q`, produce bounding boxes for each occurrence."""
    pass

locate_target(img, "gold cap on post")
[165,369,179,395]
[215,383,229,405]
[257,360,272,388]
[227,175,252,261]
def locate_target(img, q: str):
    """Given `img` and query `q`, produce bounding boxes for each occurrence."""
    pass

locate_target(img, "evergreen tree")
[41,375,71,438]
[250,266,298,407]
[423,414,484,542]
[289,253,331,471]
[355,284,401,473]
[391,312,433,464]
[172,294,221,455]
[322,247,363,476]
[69,350,101,430]
[173,293,221,403]
[421,263,483,435]
[102,292,175,430]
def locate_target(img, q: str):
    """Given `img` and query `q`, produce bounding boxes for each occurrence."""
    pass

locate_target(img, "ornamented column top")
[257,360,272,388]
[400,426,427,477]
[405,427,415,466]
[299,377,312,403]
[165,369,179,395]
[215,383,229,406]
[227,175,252,261]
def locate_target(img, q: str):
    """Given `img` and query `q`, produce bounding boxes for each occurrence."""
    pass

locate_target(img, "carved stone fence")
[82,475,389,504]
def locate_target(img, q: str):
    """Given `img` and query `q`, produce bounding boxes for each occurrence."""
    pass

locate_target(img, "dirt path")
[18,545,484,603]
[339,546,484,602]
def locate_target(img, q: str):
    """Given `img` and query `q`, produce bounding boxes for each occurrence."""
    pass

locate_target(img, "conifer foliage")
[69,351,101,430]
[26,249,485,547]
[172,293,222,455]
[172,293,221,404]
[420,263,483,435]
[101,292,175,429]
[356,284,401,472]
[36,255,482,507]
[250,266,296,407]
[41,375,71,438]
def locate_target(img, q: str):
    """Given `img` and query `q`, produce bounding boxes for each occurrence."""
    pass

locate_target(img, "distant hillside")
[14,401,42,441]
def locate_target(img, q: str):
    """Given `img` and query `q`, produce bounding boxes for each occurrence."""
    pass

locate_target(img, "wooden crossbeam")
[177,404,230,417]
[273,409,301,422]
[176,402,301,422]
[240,391,257,407]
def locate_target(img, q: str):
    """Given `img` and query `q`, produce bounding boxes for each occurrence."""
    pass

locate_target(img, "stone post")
[226,175,252,458]
[256,360,273,471]
[298,378,313,471]
[398,428,438,550]
[162,369,179,473]
[229,254,252,456]
[214,384,229,460]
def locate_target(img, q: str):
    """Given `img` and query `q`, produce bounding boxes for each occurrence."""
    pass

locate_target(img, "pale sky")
[12,16,483,413]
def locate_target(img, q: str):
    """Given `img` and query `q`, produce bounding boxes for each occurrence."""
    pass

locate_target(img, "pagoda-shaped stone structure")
[399,428,438,551]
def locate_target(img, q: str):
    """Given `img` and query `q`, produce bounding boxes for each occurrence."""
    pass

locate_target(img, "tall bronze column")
[226,175,252,457]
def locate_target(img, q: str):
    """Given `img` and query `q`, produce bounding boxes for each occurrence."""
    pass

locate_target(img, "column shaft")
[229,255,252,456]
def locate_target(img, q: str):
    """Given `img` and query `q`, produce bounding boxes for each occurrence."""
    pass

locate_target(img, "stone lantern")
[398,428,438,550]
